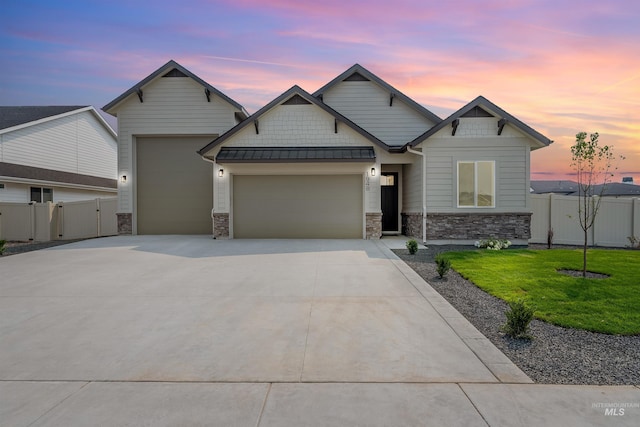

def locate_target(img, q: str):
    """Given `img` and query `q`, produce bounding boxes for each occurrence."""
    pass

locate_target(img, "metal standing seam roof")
[0,106,88,130]
[215,146,376,163]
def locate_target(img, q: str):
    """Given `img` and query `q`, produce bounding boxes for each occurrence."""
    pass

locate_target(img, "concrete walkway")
[0,236,638,426]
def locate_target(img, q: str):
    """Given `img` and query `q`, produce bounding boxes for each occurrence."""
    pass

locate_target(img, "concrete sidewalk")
[0,236,638,426]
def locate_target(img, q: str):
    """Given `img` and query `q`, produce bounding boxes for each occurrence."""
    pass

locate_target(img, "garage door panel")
[136,137,213,235]
[233,175,362,239]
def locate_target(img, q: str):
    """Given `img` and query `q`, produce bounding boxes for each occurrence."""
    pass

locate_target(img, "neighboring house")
[105,60,552,243]
[530,180,580,195]
[531,180,640,198]
[0,106,117,203]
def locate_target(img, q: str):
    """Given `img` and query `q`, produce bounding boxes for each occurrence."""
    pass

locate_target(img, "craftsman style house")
[104,60,551,243]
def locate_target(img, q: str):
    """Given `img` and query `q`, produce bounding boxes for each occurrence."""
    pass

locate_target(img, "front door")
[381,172,399,232]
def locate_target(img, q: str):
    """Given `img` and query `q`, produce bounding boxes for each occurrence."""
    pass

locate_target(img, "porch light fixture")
[218,169,224,177]
[120,175,127,183]
[370,167,376,176]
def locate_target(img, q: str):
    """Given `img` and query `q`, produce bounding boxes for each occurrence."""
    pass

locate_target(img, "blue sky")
[2,0,638,180]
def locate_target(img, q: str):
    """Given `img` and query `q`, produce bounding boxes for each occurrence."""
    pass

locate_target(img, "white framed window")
[457,161,495,208]
[30,187,53,203]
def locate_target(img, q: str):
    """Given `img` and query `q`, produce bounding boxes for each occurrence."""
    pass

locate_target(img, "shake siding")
[0,111,116,179]
[322,81,434,145]
[221,105,376,148]
[115,77,238,213]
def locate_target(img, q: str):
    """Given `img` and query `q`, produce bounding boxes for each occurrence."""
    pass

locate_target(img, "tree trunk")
[583,228,588,277]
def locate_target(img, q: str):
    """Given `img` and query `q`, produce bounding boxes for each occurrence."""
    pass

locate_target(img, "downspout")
[201,156,217,237]
[406,147,427,245]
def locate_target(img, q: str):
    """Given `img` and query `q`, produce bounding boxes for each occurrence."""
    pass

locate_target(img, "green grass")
[443,249,640,335]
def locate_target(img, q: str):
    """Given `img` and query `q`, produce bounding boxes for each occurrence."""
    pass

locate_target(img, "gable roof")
[530,180,579,194]
[1,106,87,130]
[102,59,247,117]
[408,96,552,149]
[0,106,117,138]
[198,85,396,157]
[313,64,442,124]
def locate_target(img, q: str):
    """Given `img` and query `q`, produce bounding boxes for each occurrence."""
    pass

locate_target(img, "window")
[457,161,494,207]
[30,187,53,203]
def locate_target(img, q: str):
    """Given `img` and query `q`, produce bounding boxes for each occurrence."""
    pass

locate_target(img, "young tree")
[570,132,621,277]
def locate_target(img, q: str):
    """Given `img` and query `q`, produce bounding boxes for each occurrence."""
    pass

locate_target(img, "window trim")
[30,186,54,203]
[457,161,495,208]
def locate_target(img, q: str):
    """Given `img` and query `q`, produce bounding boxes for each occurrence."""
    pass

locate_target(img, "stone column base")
[213,213,229,239]
[366,213,382,239]
[117,213,132,235]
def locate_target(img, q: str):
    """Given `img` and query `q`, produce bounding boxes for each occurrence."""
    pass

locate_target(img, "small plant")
[0,239,6,255]
[502,299,534,339]
[406,239,419,254]
[627,236,640,250]
[475,237,511,250]
[435,254,451,279]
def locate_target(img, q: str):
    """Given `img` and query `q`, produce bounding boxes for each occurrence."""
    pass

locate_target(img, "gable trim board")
[106,61,552,241]
[313,64,442,124]
[103,60,247,118]
[0,106,116,139]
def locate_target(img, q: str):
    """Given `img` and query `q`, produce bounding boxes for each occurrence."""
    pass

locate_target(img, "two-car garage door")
[233,175,363,238]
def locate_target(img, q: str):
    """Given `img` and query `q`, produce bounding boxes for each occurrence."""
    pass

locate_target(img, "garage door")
[136,136,213,234]
[233,175,363,238]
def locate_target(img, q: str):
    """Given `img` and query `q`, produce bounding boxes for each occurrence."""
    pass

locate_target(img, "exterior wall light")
[218,169,224,177]
[370,167,376,176]
[120,175,127,183]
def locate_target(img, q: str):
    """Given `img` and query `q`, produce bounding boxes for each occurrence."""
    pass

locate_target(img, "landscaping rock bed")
[394,246,640,385]
[1,240,83,256]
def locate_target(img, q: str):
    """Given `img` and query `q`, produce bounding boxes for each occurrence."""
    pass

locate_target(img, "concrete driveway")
[1,236,638,426]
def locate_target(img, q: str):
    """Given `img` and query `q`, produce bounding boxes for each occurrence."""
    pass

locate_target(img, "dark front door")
[381,172,399,232]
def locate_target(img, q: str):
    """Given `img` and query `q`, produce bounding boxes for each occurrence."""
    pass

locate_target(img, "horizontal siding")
[423,137,529,212]
[0,182,29,203]
[117,78,236,135]
[323,81,434,145]
[0,182,114,203]
[116,76,240,214]
[402,159,422,212]
[1,111,116,179]
[53,188,116,202]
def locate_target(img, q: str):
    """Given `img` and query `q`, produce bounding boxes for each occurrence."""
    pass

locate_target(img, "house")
[531,180,640,198]
[0,106,117,203]
[104,61,552,243]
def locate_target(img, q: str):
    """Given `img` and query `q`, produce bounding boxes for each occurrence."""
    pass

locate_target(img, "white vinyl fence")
[0,198,117,242]
[530,194,640,247]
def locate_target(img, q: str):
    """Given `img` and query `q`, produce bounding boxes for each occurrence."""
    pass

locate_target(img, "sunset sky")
[2,0,638,182]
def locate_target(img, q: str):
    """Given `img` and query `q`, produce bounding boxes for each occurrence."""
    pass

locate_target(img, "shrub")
[0,239,6,255]
[502,299,534,339]
[406,239,419,254]
[475,237,511,250]
[435,254,451,279]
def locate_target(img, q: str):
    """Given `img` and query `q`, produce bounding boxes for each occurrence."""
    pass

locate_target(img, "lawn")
[443,249,640,335]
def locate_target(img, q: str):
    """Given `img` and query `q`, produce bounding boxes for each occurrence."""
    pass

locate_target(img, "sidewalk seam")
[255,382,272,427]
[456,383,491,427]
